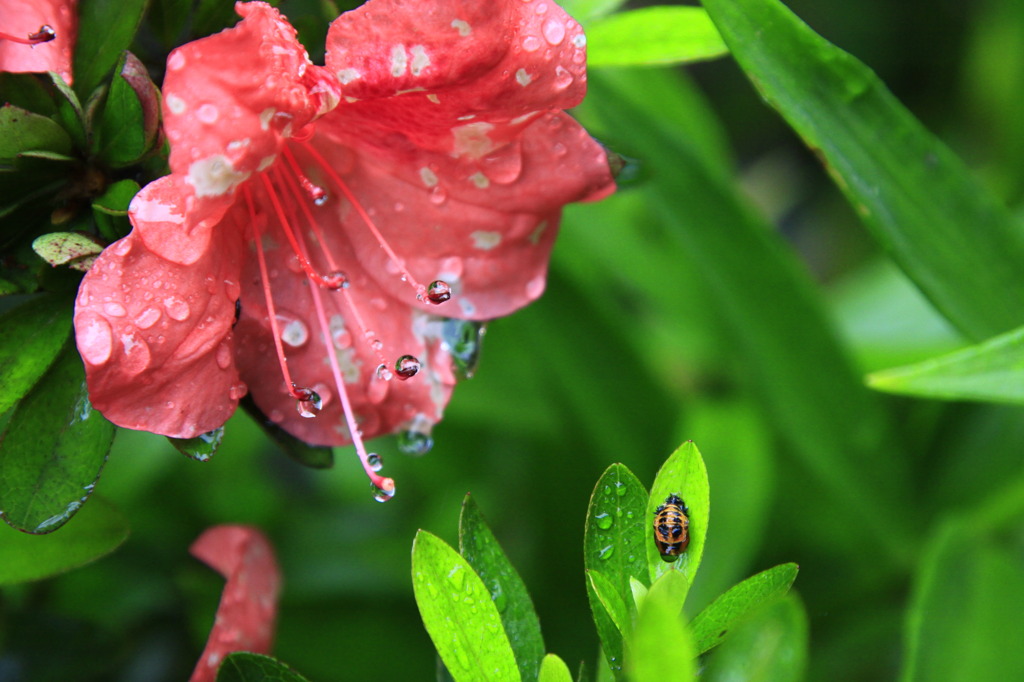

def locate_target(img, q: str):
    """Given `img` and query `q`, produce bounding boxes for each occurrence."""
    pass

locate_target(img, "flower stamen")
[0,25,56,45]
[296,140,450,306]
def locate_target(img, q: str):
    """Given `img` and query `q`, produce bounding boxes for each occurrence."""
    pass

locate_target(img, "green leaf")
[459,494,545,682]
[0,105,73,160]
[240,396,334,469]
[0,343,116,533]
[586,577,625,682]
[702,594,808,682]
[92,179,140,215]
[647,442,709,591]
[0,495,127,585]
[558,0,628,24]
[0,294,74,414]
[216,652,311,682]
[47,73,86,151]
[587,570,630,637]
[644,569,688,622]
[539,654,574,682]
[587,7,728,68]
[584,464,649,596]
[867,324,1024,405]
[168,427,224,462]
[72,0,149,100]
[576,69,914,566]
[31,232,104,271]
[627,581,696,682]
[412,530,521,682]
[901,519,1024,682]
[95,55,147,168]
[0,73,59,118]
[700,0,1024,341]
[689,563,799,654]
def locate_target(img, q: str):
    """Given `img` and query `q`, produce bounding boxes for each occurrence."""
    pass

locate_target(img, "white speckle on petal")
[131,194,186,225]
[187,155,251,197]
[197,104,219,124]
[510,111,541,125]
[451,122,496,159]
[573,33,587,48]
[515,68,532,86]
[409,45,430,76]
[167,51,186,71]
[427,93,440,104]
[419,167,439,188]
[529,220,549,244]
[337,68,361,84]
[120,332,140,355]
[259,108,276,131]
[458,297,476,316]
[471,231,501,250]
[258,155,277,171]
[451,19,471,36]
[391,45,408,77]
[227,138,251,151]
[166,94,186,115]
[469,172,490,189]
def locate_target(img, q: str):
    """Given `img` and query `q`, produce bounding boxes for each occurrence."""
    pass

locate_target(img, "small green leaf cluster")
[412,441,802,681]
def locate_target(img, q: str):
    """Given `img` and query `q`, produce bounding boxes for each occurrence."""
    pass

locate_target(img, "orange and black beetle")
[653,493,690,561]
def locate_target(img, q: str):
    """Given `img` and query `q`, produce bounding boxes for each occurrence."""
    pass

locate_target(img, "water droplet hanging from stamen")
[294,386,323,418]
[367,453,384,472]
[425,280,451,304]
[323,270,349,289]
[28,25,56,43]
[395,355,421,380]
[372,478,396,503]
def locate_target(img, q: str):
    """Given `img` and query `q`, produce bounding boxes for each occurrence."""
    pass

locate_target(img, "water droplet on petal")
[542,18,566,45]
[163,296,191,321]
[295,386,322,418]
[228,382,248,400]
[375,363,394,381]
[77,312,113,365]
[395,355,420,380]
[277,311,310,348]
[429,187,447,205]
[103,302,127,317]
[425,280,451,304]
[553,65,574,90]
[323,271,349,289]
[215,341,232,369]
[373,477,396,502]
[522,35,541,52]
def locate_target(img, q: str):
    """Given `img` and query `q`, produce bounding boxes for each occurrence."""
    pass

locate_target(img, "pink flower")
[0,0,75,83]
[189,525,281,682]
[73,0,614,494]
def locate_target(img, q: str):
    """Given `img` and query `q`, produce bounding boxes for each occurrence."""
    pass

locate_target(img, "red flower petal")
[189,526,281,682]
[0,0,76,83]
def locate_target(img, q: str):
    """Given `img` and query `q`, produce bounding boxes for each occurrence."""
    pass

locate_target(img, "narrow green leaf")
[216,652,311,682]
[587,7,728,67]
[703,594,809,682]
[689,563,799,654]
[168,427,224,462]
[539,654,574,682]
[627,584,696,682]
[0,294,74,414]
[701,0,1024,341]
[412,530,521,682]
[96,55,147,168]
[459,494,545,682]
[0,495,127,585]
[47,73,86,151]
[644,569,688,621]
[577,69,914,566]
[0,343,115,533]
[587,570,630,637]
[73,0,149,99]
[868,324,1024,405]
[0,105,73,160]
[901,519,1024,682]
[647,442,709,590]
[584,464,648,597]
[586,579,625,682]
[558,0,628,24]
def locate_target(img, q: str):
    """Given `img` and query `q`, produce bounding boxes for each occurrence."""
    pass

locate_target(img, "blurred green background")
[3,0,1024,680]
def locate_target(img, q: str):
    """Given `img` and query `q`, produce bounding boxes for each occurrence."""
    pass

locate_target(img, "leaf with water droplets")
[689,563,799,655]
[0,342,115,533]
[459,494,544,682]
[538,654,574,682]
[0,495,127,585]
[413,530,521,682]
[647,441,709,593]
[215,653,310,682]
[0,293,73,415]
[240,396,333,469]
[586,7,728,68]
[628,577,697,682]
